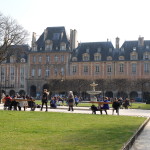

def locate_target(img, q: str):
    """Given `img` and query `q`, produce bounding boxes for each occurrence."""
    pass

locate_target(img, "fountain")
[86,81,101,101]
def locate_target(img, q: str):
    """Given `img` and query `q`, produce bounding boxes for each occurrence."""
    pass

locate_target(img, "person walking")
[67,91,74,111]
[41,89,49,112]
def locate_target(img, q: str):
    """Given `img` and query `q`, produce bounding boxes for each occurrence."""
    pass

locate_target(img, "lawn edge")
[121,117,150,150]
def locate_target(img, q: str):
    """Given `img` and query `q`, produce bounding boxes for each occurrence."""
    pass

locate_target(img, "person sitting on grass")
[74,95,79,106]
[50,97,57,109]
[122,98,130,109]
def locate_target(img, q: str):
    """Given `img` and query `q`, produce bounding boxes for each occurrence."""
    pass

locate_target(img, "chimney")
[116,37,120,49]
[44,29,48,41]
[31,32,37,51]
[70,29,78,50]
[138,36,144,46]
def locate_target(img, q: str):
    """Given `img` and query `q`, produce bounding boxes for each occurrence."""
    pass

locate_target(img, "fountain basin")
[87,91,101,95]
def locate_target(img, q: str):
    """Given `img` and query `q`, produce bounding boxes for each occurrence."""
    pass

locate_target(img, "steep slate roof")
[7,45,29,63]
[72,39,150,62]
[72,41,114,61]
[36,26,70,51]
[119,40,150,60]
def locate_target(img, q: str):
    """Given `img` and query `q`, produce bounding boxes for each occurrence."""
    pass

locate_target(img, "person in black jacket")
[112,98,120,115]
[41,89,49,112]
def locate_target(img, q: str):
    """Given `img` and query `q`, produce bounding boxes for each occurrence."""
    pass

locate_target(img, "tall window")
[46,56,50,63]
[95,65,100,72]
[10,67,15,80]
[38,68,42,77]
[107,65,112,72]
[20,67,24,81]
[132,63,137,73]
[144,63,149,72]
[33,56,36,63]
[84,66,88,73]
[54,68,58,76]
[119,63,124,72]
[61,55,64,62]
[72,66,77,73]
[54,55,58,63]
[31,69,35,77]
[45,67,50,77]
[1,67,5,81]
[38,56,42,63]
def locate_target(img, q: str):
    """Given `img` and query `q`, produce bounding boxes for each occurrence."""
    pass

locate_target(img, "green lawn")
[0,111,146,150]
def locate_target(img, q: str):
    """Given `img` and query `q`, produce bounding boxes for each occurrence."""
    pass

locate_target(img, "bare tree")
[0,12,29,63]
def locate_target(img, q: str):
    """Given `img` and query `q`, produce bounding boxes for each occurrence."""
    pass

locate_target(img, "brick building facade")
[1,26,150,101]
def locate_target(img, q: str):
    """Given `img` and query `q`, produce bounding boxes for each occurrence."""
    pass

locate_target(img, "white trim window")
[31,69,35,77]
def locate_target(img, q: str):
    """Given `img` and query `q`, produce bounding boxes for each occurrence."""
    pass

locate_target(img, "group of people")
[2,94,35,111]
[91,97,131,115]
[1,89,131,114]
[40,89,79,112]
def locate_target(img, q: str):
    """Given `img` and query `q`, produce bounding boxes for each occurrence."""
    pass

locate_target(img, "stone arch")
[9,90,15,97]
[130,91,138,99]
[30,85,36,97]
[117,91,128,99]
[43,84,50,91]
[19,90,26,96]
[105,91,113,98]
[143,92,150,102]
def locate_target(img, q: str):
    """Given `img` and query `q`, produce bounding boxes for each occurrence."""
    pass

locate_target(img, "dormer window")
[119,56,124,60]
[10,56,15,63]
[45,40,53,51]
[21,58,26,63]
[94,53,101,61]
[60,42,66,51]
[72,57,77,61]
[143,52,150,60]
[107,56,112,60]
[82,53,89,61]
[133,47,136,51]
[130,52,138,60]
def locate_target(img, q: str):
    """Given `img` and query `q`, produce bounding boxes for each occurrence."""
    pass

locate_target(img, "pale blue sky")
[0,0,150,46]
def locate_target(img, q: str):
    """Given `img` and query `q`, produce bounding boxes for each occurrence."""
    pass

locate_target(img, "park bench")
[14,99,36,111]
[89,101,112,115]
[9,99,36,111]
